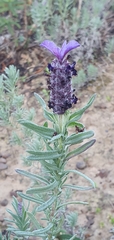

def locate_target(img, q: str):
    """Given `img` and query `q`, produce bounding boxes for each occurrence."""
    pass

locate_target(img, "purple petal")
[60,40,80,60]
[40,40,60,59]
[61,40,67,50]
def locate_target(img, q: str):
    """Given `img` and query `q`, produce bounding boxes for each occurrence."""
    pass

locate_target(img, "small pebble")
[0,199,8,207]
[0,163,8,171]
[0,151,11,159]
[76,160,87,170]
[0,216,4,222]
[86,215,95,227]
[10,190,18,197]
[0,157,6,164]
[10,190,23,198]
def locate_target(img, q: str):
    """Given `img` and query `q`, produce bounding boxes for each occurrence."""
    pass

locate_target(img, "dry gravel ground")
[0,62,114,240]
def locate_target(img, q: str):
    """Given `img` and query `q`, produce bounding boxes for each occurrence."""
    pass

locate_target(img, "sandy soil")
[0,61,114,240]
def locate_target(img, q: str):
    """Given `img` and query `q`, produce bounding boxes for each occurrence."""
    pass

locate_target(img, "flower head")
[40,40,80,114]
[40,40,80,61]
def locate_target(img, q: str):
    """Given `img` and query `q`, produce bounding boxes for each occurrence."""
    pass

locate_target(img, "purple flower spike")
[40,40,80,61]
[40,39,79,114]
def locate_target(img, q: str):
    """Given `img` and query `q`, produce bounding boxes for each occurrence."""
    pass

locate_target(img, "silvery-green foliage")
[64,212,84,239]
[31,0,77,41]
[3,65,19,93]
[12,95,24,109]
[72,69,86,88]
[0,65,22,126]
[7,93,96,240]
[0,75,4,96]
[0,66,20,126]
[26,135,44,152]
[74,0,108,66]
[20,108,36,140]
[31,0,51,41]
[10,132,22,146]
[66,212,78,228]
[70,7,79,39]
[6,197,30,233]
[105,38,114,55]
[80,0,106,29]
[0,105,9,126]
[73,64,98,88]
[53,0,74,21]
[22,135,44,165]
[0,231,12,240]
[31,0,109,57]
[46,14,62,43]
[0,66,36,149]
[0,0,24,35]
[87,64,98,80]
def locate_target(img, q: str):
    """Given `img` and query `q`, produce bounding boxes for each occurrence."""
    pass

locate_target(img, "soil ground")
[0,55,114,240]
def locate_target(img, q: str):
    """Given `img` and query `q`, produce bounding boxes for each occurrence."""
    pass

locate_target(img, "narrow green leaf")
[70,94,96,121]
[11,230,45,237]
[57,201,88,210]
[65,170,95,188]
[41,160,60,171]
[34,92,46,108]
[66,121,84,129]
[16,169,49,184]
[6,209,17,220]
[58,234,80,240]
[11,197,19,215]
[34,93,56,122]
[33,223,53,235]
[7,227,17,232]
[66,139,96,160]
[65,130,94,146]
[19,120,55,139]
[34,154,61,162]
[4,218,14,223]
[63,184,93,191]
[44,108,56,123]
[48,133,63,143]
[42,161,59,171]
[27,150,63,161]
[17,192,43,204]
[69,235,81,240]
[26,181,58,194]
[6,209,22,226]
[37,196,56,212]
[27,212,41,229]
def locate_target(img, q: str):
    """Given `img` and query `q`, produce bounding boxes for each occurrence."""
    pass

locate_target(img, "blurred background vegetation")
[0,0,114,86]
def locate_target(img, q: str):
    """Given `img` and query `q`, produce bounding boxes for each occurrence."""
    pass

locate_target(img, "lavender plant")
[0,65,36,148]
[6,40,96,240]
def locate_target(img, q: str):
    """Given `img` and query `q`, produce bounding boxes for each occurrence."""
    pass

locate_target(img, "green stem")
[47,114,68,239]
[48,178,63,240]
[58,114,66,134]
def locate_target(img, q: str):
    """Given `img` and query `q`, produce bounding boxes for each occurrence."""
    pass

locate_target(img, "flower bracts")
[40,40,80,114]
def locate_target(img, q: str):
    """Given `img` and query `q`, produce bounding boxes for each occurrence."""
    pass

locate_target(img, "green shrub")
[0,0,24,34]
